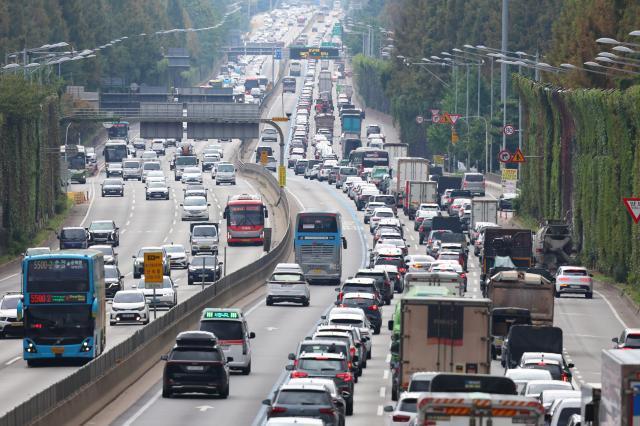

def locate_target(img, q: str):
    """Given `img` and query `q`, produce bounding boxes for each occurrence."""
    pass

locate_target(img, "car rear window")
[298,358,345,371]
[399,398,418,413]
[300,343,348,357]
[170,349,222,361]
[465,174,484,182]
[199,320,243,340]
[523,364,564,381]
[277,390,330,405]
[408,380,431,392]
[562,269,587,276]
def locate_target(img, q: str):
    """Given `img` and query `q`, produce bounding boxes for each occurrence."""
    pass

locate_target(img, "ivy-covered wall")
[0,76,62,255]
[514,75,640,282]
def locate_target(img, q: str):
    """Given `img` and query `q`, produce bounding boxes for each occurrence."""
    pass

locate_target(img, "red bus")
[223,194,268,245]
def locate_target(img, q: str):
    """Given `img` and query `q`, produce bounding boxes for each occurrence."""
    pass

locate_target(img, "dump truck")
[534,219,574,273]
[388,295,492,399]
[404,180,438,219]
[481,228,533,281]
[486,270,555,325]
[390,158,430,209]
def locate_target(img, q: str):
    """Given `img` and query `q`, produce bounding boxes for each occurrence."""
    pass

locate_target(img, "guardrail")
[1,166,291,426]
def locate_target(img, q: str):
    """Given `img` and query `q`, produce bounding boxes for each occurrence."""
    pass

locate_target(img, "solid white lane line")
[121,390,162,426]
[377,405,383,416]
[5,356,21,366]
[386,353,391,363]
[594,290,629,328]
[0,273,18,283]
[379,387,386,398]
[285,187,305,209]
[383,369,389,380]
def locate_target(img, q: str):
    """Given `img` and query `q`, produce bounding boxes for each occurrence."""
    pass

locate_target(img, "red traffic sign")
[510,148,526,163]
[623,198,640,223]
[430,109,440,116]
[503,124,516,135]
[432,114,440,123]
[416,115,424,124]
[498,150,511,163]
[449,114,462,125]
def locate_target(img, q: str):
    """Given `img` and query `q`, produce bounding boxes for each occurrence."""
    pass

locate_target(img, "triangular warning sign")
[510,148,526,163]
[623,198,640,223]
[449,114,462,125]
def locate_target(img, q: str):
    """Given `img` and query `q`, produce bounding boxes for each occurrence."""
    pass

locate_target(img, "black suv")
[87,220,120,246]
[58,227,89,249]
[286,352,354,415]
[104,265,124,298]
[263,383,344,426]
[188,255,223,285]
[354,269,393,305]
[161,331,230,398]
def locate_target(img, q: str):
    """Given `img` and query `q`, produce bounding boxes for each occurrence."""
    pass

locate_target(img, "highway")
[0,4,637,426]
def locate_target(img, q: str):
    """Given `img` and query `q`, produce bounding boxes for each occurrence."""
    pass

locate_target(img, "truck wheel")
[241,362,251,375]
[133,272,140,279]
[346,399,353,416]
[586,292,593,299]
[391,384,398,401]
[162,385,172,398]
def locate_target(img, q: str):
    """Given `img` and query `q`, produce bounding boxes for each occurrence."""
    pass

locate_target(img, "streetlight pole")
[458,116,489,173]
[501,0,509,151]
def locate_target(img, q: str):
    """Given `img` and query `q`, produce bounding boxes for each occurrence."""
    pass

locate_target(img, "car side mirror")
[568,363,575,368]
[383,405,394,412]
[288,353,296,360]
[160,354,168,361]
[262,399,271,406]
[120,275,125,279]
[132,255,136,258]
[207,203,211,206]
[612,337,619,343]
[341,391,351,400]
[388,320,394,331]
[249,331,256,339]
[589,273,594,277]
[285,364,294,371]
[227,357,234,362]
[320,315,326,320]
[334,287,340,291]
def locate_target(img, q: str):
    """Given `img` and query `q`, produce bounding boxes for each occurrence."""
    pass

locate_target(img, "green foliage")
[514,75,640,282]
[352,54,391,113]
[0,75,63,255]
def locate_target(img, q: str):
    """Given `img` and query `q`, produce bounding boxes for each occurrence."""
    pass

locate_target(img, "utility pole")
[465,64,470,168]
[501,0,508,151]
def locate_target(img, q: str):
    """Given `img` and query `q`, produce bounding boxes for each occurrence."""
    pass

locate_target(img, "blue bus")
[294,211,347,284]
[19,250,106,366]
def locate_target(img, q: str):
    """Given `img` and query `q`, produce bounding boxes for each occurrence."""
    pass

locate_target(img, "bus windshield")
[25,305,92,340]
[107,123,129,139]
[27,259,89,292]
[175,156,198,166]
[228,205,264,227]
[104,144,128,163]
[297,214,338,233]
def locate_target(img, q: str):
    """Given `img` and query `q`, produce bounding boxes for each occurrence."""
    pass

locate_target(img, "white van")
[199,308,255,374]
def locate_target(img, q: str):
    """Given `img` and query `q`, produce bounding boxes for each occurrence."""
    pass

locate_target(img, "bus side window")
[342,237,347,249]
[263,207,268,218]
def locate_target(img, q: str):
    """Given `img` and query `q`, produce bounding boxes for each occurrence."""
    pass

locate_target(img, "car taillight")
[463,182,468,188]
[350,347,356,357]
[291,371,308,378]
[338,292,344,301]
[242,340,248,355]
[561,372,569,382]
[419,225,424,232]
[399,267,406,274]
[558,277,570,282]
[384,280,391,288]
[428,239,432,245]
[271,406,287,414]
[319,408,335,415]
[460,273,466,279]
[368,305,378,311]
[580,277,592,282]
[392,414,411,422]
[348,361,352,369]
[336,372,353,382]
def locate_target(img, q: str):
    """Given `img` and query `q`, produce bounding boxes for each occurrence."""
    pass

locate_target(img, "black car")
[161,331,230,398]
[87,220,120,246]
[58,227,89,249]
[286,352,354,415]
[338,293,382,334]
[263,383,344,426]
[101,178,124,197]
[354,269,393,305]
[188,255,223,285]
[104,265,124,298]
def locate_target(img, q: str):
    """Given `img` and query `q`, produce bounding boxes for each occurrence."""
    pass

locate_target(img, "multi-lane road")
[0,4,638,426]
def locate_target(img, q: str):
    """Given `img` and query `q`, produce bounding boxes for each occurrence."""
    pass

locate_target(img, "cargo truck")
[481,228,533,281]
[341,112,362,135]
[383,143,409,172]
[404,180,438,219]
[599,349,640,426]
[501,325,563,369]
[318,70,332,95]
[390,158,430,209]
[471,199,498,229]
[436,176,462,207]
[486,270,554,325]
[388,295,492,400]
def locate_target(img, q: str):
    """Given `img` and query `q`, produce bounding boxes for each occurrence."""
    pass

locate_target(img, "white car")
[146,181,170,200]
[555,265,593,298]
[369,207,395,233]
[133,276,178,308]
[504,368,553,394]
[0,293,22,338]
[140,150,158,162]
[215,162,236,185]
[110,290,149,325]
[418,203,440,214]
[383,392,421,425]
[342,176,362,193]
[181,166,203,184]
[521,380,573,398]
[266,269,310,306]
[547,398,581,426]
[180,196,210,221]
[162,243,188,269]
[141,162,162,182]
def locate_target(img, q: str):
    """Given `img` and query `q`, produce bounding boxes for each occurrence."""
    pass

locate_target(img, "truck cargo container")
[390,158,430,209]
[600,349,640,426]
[486,270,554,325]
[404,180,438,219]
[471,198,498,229]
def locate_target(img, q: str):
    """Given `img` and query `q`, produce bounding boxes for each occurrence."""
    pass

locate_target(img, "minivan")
[462,172,485,196]
[199,308,256,374]
[142,161,162,182]
[122,159,142,181]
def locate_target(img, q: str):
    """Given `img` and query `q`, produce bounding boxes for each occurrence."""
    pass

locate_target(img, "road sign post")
[144,252,163,320]
[503,124,516,136]
[498,150,511,163]
[415,115,424,124]
[510,148,526,163]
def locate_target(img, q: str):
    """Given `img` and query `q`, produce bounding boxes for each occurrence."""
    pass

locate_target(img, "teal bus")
[294,211,347,284]
[19,250,106,366]
[60,144,87,184]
